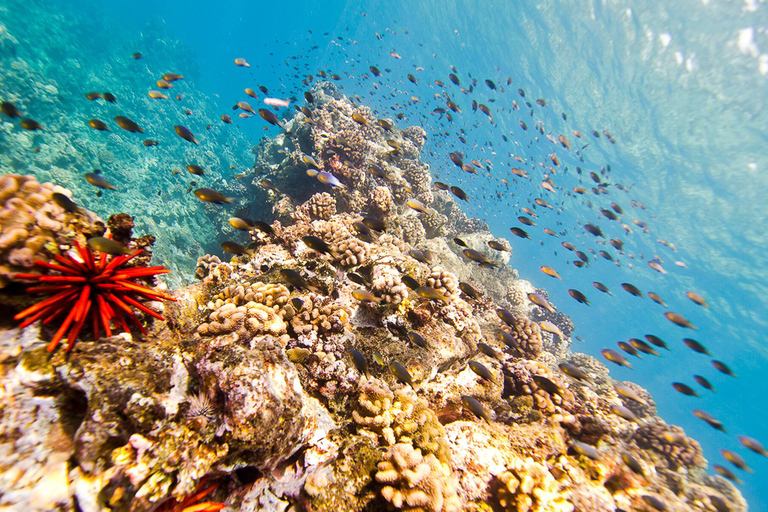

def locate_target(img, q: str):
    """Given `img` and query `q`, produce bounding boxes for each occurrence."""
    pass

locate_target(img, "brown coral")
[290,292,350,335]
[494,458,570,512]
[633,423,705,470]
[503,360,575,415]
[500,316,543,358]
[0,174,105,287]
[375,443,461,512]
[372,263,409,305]
[425,267,460,300]
[196,301,287,342]
[293,192,337,222]
[211,281,290,315]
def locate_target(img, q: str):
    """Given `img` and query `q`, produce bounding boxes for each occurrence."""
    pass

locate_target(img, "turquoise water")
[2,0,767,509]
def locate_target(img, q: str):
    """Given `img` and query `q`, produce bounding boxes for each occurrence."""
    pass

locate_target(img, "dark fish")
[142,139,159,147]
[290,297,304,311]
[664,311,697,329]
[571,441,601,461]
[228,217,255,231]
[462,249,495,267]
[347,272,368,286]
[221,241,248,255]
[19,118,42,131]
[592,282,611,294]
[449,151,463,167]
[601,349,631,368]
[162,72,184,82]
[459,282,481,299]
[407,249,430,264]
[88,236,131,255]
[610,238,624,251]
[509,227,530,239]
[558,362,591,383]
[568,289,590,305]
[257,108,282,128]
[672,382,698,397]
[304,91,314,103]
[496,308,515,326]
[362,216,386,232]
[683,338,710,355]
[478,343,499,359]
[349,349,368,376]
[280,269,318,292]
[102,92,116,103]
[621,452,644,475]
[369,66,381,76]
[468,360,494,382]
[352,112,368,125]
[628,338,658,356]
[193,188,232,204]
[1,101,22,118]
[644,334,670,350]
[416,286,449,303]
[617,342,640,358]
[686,291,709,308]
[84,172,115,190]
[584,223,604,237]
[498,330,519,351]
[258,85,269,94]
[87,119,110,131]
[532,375,564,397]
[485,79,496,90]
[85,91,102,100]
[401,275,420,290]
[303,235,332,254]
[648,292,667,306]
[132,52,142,59]
[487,240,509,252]
[352,289,380,303]
[621,283,643,297]
[51,192,79,212]
[518,216,536,226]
[450,186,468,201]
[174,124,198,144]
[390,361,413,386]
[642,496,669,512]
[407,331,427,348]
[610,404,640,423]
[722,449,752,472]
[461,395,491,423]
[527,293,554,312]
[453,237,468,247]
[714,464,742,484]
[368,163,386,178]
[738,435,768,457]
[712,360,736,377]
[253,221,274,235]
[693,375,714,392]
[693,409,726,432]
[185,164,205,176]
[113,116,142,133]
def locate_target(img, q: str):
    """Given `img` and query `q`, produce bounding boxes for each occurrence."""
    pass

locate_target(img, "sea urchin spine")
[14,241,175,352]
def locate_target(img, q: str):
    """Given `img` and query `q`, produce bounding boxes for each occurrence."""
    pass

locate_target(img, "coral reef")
[0,76,745,512]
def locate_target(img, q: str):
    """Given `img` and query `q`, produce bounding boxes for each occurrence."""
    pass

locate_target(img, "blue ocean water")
[2,0,767,509]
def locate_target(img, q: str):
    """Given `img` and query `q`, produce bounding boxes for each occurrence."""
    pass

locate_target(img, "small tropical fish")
[721,449,752,472]
[459,282,481,299]
[162,72,183,82]
[186,164,205,176]
[683,338,710,355]
[621,283,643,297]
[641,495,669,512]
[87,236,130,255]
[672,382,698,397]
[401,275,420,290]
[408,249,431,264]
[686,291,709,308]
[352,289,381,303]
[258,108,282,127]
[221,241,249,255]
[693,375,714,392]
[648,292,666,306]
[174,125,198,144]
[303,235,332,254]
[237,101,256,114]
[618,342,640,358]
[406,331,427,348]
[487,240,509,252]
[592,282,611,294]
[114,116,142,133]
[509,227,530,239]
[738,435,768,457]
[280,269,319,292]
[622,452,644,475]
[102,92,116,103]
[450,186,468,201]
[390,361,413,387]
[156,79,172,89]
[85,91,102,101]
[628,338,658,356]
[87,119,110,131]
[407,198,428,213]
[234,57,249,67]
[571,441,601,461]
[84,172,115,190]
[527,292,554,312]
[468,360,495,382]
[416,286,449,303]
[664,311,697,329]
[453,237,468,247]
[477,343,499,360]
[349,349,367,376]
[1,101,22,118]
[712,360,736,377]
[540,266,561,279]
[352,112,367,125]
[193,188,232,204]
[584,223,604,237]
[693,409,726,432]
[461,395,491,423]
[558,362,591,383]
[51,192,79,212]
[568,289,589,305]
[644,334,669,350]
[142,139,159,147]
[610,404,640,423]
[463,249,496,267]
[259,178,279,192]
[228,217,255,231]
[614,383,647,404]
[714,464,742,484]
[601,349,631,368]
[362,217,386,232]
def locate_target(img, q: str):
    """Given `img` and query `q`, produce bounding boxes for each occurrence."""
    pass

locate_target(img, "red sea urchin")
[13,241,176,352]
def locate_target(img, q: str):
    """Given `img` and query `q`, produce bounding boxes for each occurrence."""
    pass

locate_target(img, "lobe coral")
[13,241,175,352]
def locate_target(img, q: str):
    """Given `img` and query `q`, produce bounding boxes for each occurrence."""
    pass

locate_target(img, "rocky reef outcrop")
[0,80,746,512]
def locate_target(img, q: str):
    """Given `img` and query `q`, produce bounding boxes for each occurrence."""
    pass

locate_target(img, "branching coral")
[425,267,460,300]
[375,443,461,512]
[196,301,287,342]
[0,174,105,287]
[494,458,572,512]
[372,263,409,304]
[290,292,350,335]
[500,316,543,358]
